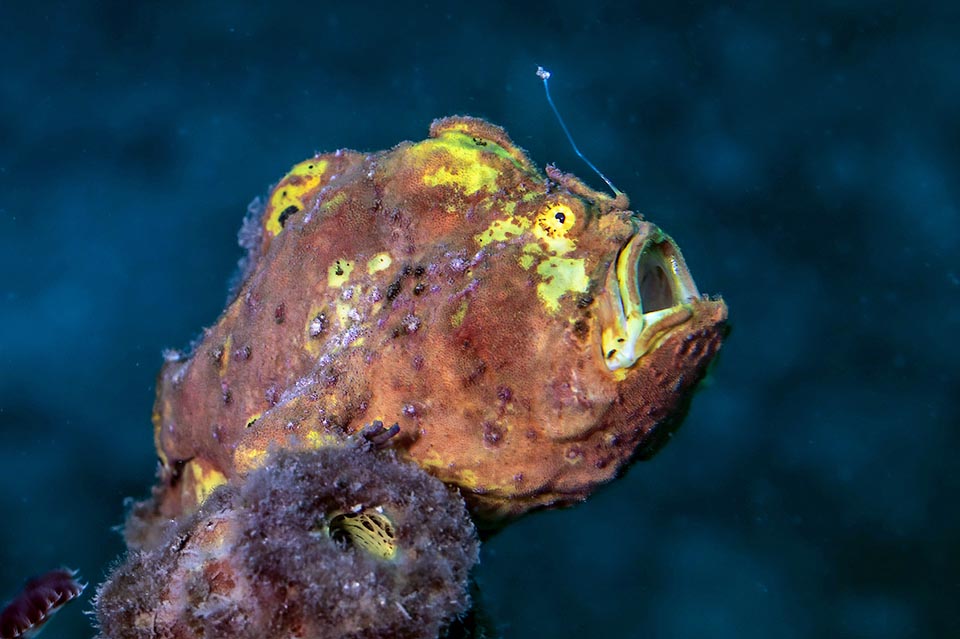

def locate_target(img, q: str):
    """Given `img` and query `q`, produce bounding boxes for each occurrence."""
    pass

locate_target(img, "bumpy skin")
[151,117,727,525]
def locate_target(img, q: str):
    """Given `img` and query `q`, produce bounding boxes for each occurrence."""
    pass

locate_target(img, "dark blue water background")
[1,2,957,637]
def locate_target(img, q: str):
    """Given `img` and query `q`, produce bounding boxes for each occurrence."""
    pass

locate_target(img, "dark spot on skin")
[278,205,299,228]
[334,261,344,276]
[472,137,488,146]
[566,446,584,460]
[576,294,594,308]
[221,381,231,405]
[414,265,425,277]
[275,303,285,324]
[412,355,424,370]
[496,386,513,402]
[606,349,617,359]
[572,319,588,339]
[595,458,609,469]
[235,345,252,360]
[483,422,504,446]
[554,211,565,223]
[168,458,190,485]
[391,327,403,338]
[401,265,413,278]
[413,283,425,295]
[386,281,402,300]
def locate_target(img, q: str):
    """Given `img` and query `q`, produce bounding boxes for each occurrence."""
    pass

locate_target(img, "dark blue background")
[1,2,957,637]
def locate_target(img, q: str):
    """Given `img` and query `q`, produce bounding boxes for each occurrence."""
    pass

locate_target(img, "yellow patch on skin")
[304,430,341,449]
[184,460,227,506]
[419,449,446,471]
[451,299,469,327]
[265,158,329,236]
[412,129,530,196]
[219,335,232,378]
[320,191,346,211]
[456,469,480,490]
[234,446,267,474]
[519,242,543,270]
[327,259,354,288]
[335,301,352,328]
[367,252,392,275]
[474,216,531,248]
[424,165,500,195]
[532,204,576,255]
[536,257,590,313]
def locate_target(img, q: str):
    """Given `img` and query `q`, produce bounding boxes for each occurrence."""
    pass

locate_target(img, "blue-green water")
[1,2,957,637]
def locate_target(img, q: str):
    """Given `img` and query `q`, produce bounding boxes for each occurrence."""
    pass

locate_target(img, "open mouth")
[601,225,701,372]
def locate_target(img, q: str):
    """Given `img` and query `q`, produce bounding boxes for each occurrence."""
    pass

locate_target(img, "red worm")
[0,569,84,639]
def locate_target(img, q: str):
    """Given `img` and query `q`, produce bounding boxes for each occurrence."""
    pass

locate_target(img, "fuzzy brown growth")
[95,447,478,639]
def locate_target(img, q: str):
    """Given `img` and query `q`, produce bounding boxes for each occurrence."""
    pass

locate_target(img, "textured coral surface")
[96,446,478,639]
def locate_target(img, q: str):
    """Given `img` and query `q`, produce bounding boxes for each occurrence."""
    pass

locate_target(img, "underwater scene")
[0,2,956,638]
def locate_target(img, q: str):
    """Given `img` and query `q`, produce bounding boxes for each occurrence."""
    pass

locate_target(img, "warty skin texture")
[150,116,728,527]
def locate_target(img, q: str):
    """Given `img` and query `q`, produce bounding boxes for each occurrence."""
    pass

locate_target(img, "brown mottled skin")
[151,117,727,526]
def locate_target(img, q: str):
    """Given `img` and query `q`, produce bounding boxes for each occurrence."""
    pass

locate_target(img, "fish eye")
[534,203,576,239]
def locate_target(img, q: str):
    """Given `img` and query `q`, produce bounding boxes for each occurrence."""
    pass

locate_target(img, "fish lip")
[599,223,706,372]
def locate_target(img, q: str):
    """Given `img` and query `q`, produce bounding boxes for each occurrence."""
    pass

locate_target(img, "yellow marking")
[329,511,398,561]
[219,335,232,378]
[474,216,531,247]
[327,259,354,288]
[420,449,445,470]
[320,191,346,211]
[423,164,499,195]
[184,461,227,506]
[367,252,393,275]
[536,257,590,313]
[519,242,543,270]
[265,158,329,236]
[456,469,479,490]
[245,412,262,429]
[451,299,469,327]
[410,129,531,196]
[304,430,341,449]
[235,446,267,474]
[335,301,352,327]
[532,204,576,255]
